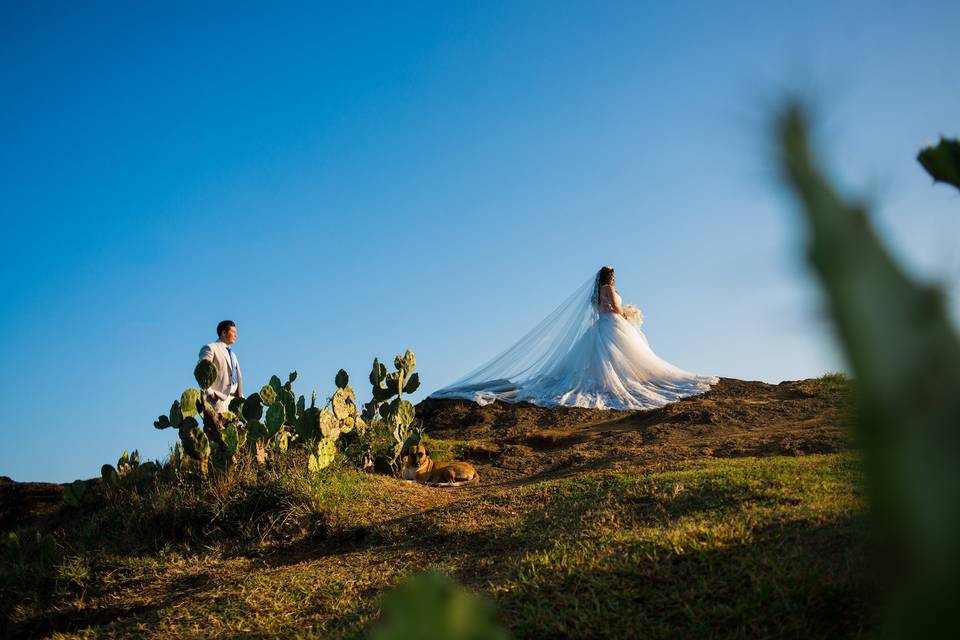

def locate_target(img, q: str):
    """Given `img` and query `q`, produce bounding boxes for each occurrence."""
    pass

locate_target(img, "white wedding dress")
[430,270,718,410]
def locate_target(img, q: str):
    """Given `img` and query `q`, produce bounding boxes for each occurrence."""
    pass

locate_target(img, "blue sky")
[2,1,959,482]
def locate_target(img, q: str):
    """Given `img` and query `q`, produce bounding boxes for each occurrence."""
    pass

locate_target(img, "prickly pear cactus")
[154,414,171,429]
[403,372,421,394]
[336,368,349,389]
[181,388,201,418]
[332,388,351,420]
[242,392,264,421]
[169,400,183,429]
[62,479,87,507]
[319,407,340,440]
[917,137,960,191]
[265,401,285,436]
[259,384,277,406]
[101,464,119,486]
[223,422,241,454]
[179,423,211,471]
[228,396,245,415]
[194,359,218,390]
[297,406,322,441]
[280,387,297,426]
[269,375,283,398]
[308,437,337,472]
[779,105,960,637]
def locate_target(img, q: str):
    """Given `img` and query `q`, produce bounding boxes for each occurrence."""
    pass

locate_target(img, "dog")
[401,443,479,487]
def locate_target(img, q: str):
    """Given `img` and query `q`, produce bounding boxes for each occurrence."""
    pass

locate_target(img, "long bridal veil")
[430,270,719,410]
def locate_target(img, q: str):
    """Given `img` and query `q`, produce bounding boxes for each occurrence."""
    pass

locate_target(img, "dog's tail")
[432,473,480,488]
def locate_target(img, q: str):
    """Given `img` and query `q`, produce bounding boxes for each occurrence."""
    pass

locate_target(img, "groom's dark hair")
[216,320,236,338]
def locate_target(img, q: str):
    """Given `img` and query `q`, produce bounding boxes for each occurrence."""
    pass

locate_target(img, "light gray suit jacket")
[198,340,244,412]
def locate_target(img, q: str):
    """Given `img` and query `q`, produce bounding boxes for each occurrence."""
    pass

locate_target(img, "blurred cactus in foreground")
[917,137,960,192]
[370,572,510,640]
[777,103,960,637]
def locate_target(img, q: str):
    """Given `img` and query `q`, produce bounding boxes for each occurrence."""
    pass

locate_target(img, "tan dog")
[401,443,479,487]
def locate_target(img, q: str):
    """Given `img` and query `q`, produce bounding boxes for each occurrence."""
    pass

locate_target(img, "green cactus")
[265,401,285,436]
[778,104,960,637]
[404,373,420,394]
[180,423,211,463]
[101,464,119,486]
[194,359,218,390]
[297,406,322,441]
[62,479,87,507]
[308,437,337,472]
[395,350,416,376]
[319,407,340,440]
[37,533,57,567]
[332,387,351,420]
[154,414,171,429]
[276,428,290,453]
[370,358,387,385]
[169,400,183,429]
[288,371,298,384]
[336,368,349,389]
[180,416,199,432]
[242,392,264,421]
[280,387,297,426]
[269,375,283,397]
[369,572,509,640]
[297,394,305,418]
[917,137,960,191]
[259,384,277,406]
[223,422,241,454]
[228,396,245,415]
[181,388,201,418]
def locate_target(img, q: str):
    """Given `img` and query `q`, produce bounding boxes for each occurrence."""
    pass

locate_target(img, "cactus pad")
[308,437,336,472]
[180,389,201,418]
[370,358,387,386]
[194,359,218,389]
[265,401,285,436]
[259,384,277,406]
[169,400,183,429]
[223,422,240,454]
[918,137,960,191]
[336,368,349,389]
[101,464,119,486]
[242,393,264,421]
[154,415,171,430]
[332,388,351,420]
[319,407,340,440]
[404,372,421,395]
[298,406,322,441]
[395,350,416,376]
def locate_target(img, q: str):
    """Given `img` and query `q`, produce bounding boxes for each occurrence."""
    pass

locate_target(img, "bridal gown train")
[430,271,718,410]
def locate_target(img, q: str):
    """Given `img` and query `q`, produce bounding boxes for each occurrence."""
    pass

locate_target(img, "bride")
[430,266,719,410]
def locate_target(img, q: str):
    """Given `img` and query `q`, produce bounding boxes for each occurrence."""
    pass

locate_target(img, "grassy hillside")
[1,376,872,638]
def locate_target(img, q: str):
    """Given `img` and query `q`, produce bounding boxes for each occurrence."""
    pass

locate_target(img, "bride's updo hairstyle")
[593,266,615,307]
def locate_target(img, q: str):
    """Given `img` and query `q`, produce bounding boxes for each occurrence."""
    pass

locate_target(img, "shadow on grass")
[5,570,217,640]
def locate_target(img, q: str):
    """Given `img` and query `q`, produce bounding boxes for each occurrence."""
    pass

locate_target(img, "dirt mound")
[417,378,851,484]
[0,476,65,532]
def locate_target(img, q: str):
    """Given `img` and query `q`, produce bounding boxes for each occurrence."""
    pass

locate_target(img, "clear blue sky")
[2,1,959,482]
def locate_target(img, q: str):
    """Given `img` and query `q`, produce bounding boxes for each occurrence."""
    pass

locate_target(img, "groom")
[198,320,244,413]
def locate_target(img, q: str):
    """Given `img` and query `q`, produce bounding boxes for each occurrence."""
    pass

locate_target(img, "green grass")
[796,371,851,398]
[2,453,872,639]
